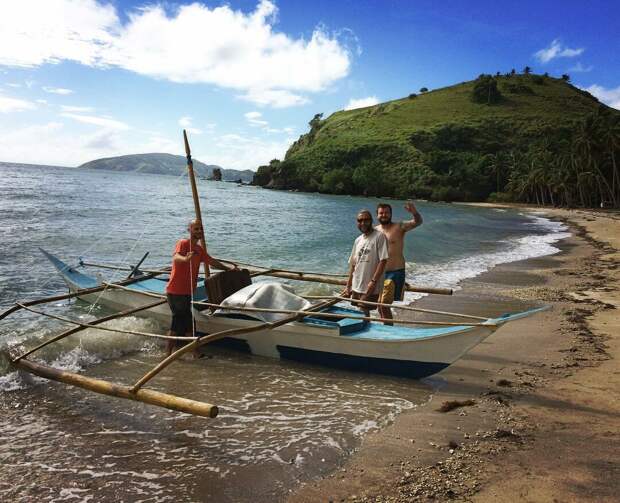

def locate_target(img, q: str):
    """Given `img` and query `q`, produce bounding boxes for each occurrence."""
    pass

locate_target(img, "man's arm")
[343,261,355,297]
[401,200,423,232]
[363,258,387,299]
[173,252,193,263]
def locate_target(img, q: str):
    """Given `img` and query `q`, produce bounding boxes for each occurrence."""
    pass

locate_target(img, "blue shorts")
[380,269,406,303]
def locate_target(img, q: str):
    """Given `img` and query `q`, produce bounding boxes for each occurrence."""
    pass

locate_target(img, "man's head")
[356,210,373,234]
[377,203,392,225]
[188,220,204,241]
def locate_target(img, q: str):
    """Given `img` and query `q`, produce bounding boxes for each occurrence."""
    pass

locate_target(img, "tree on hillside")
[523,66,532,74]
[420,87,428,93]
[309,113,323,130]
[471,75,502,104]
[510,68,516,76]
[211,167,222,181]
[561,74,571,82]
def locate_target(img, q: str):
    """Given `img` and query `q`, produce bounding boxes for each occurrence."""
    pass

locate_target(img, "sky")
[0,0,619,170]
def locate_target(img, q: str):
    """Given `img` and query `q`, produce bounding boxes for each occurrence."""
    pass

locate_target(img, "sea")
[0,164,570,502]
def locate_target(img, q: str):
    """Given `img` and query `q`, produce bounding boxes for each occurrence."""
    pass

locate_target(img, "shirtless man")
[375,201,423,324]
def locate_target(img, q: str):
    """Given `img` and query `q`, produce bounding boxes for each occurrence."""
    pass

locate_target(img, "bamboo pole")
[0,272,164,323]
[131,298,339,392]
[302,295,488,320]
[234,266,453,296]
[183,129,209,278]
[12,358,218,418]
[13,299,168,362]
[77,259,453,296]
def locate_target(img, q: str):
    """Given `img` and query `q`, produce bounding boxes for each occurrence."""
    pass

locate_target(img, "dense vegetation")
[79,153,254,182]
[254,73,620,208]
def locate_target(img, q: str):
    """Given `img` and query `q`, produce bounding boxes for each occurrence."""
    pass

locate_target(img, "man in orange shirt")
[165,220,234,357]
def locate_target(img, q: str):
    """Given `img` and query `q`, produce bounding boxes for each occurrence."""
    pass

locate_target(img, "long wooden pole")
[77,259,453,296]
[12,358,218,418]
[131,298,339,392]
[183,129,209,277]
[227,265,453,296]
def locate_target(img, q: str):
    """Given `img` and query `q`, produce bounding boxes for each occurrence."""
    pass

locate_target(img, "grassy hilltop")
[255,73,620,207]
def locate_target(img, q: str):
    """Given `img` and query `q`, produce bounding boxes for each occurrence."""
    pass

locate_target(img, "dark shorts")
[380,269,406,304]
[167,293,193,336]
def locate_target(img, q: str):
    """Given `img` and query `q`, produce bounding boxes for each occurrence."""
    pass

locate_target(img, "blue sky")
[1,0,618,169]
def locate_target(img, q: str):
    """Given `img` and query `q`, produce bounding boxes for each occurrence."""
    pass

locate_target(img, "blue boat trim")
[276,345,449,379]
[40,248,99,289]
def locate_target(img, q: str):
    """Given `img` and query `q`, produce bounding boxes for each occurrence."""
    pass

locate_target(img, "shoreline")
[289,207,619,502]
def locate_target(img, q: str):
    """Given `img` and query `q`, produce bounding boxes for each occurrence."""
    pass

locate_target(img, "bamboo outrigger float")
[1,131,548,419]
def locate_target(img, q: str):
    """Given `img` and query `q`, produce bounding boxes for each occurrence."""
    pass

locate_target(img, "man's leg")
[379,279,395,326]
[166,332,177,357]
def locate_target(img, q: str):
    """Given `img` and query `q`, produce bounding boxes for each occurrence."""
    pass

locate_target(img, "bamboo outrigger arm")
[11,358,218,418]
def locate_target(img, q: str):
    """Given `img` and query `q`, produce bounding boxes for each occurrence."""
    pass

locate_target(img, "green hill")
[79,153,254,182]
[255,74,620,207]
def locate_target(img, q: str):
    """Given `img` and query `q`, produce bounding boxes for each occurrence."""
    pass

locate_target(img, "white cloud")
[534,39,584,64]
[178,116,192,128]
[61,112,129,130]
[244,111,268,127]
[43,86,74,95]
[0,121,179,166]
[0,95,36,113]
[200,132,294,170]
[178,116,202,135]
[5,82,21,88]
[569,62,593,73]
[0,0,352,108]
[344,96,379,110]
[583,84,620,110]
[60,105,94,113]
[238,88,310,108]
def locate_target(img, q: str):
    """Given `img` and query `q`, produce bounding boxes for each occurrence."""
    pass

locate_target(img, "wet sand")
[290,208,620,502]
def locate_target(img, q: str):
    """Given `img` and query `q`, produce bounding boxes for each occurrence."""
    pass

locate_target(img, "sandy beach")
[289,207,620,502]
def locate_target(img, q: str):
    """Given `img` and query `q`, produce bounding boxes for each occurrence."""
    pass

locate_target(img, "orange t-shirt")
[165,239,211,295]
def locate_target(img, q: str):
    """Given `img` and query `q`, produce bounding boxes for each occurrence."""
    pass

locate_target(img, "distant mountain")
[78,153,254,182]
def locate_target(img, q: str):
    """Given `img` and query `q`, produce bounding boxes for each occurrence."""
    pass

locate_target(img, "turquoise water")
[0,164,568,305]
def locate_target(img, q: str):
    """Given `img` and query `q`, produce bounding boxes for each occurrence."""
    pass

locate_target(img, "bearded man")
[375,201,423,324]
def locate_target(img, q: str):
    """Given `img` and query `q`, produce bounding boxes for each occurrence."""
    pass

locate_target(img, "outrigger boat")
[1,131,547,419]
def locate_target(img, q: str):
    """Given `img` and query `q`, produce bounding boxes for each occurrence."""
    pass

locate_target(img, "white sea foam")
[404,214,570,300]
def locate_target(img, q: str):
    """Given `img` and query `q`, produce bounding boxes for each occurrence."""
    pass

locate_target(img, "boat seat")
[204,268,252,308]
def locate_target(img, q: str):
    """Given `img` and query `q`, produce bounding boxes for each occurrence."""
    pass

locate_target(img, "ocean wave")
[0,316,162,392]
[404,214,570,299]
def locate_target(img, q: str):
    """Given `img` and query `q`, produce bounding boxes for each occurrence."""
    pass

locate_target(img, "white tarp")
[215,282,313,322]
